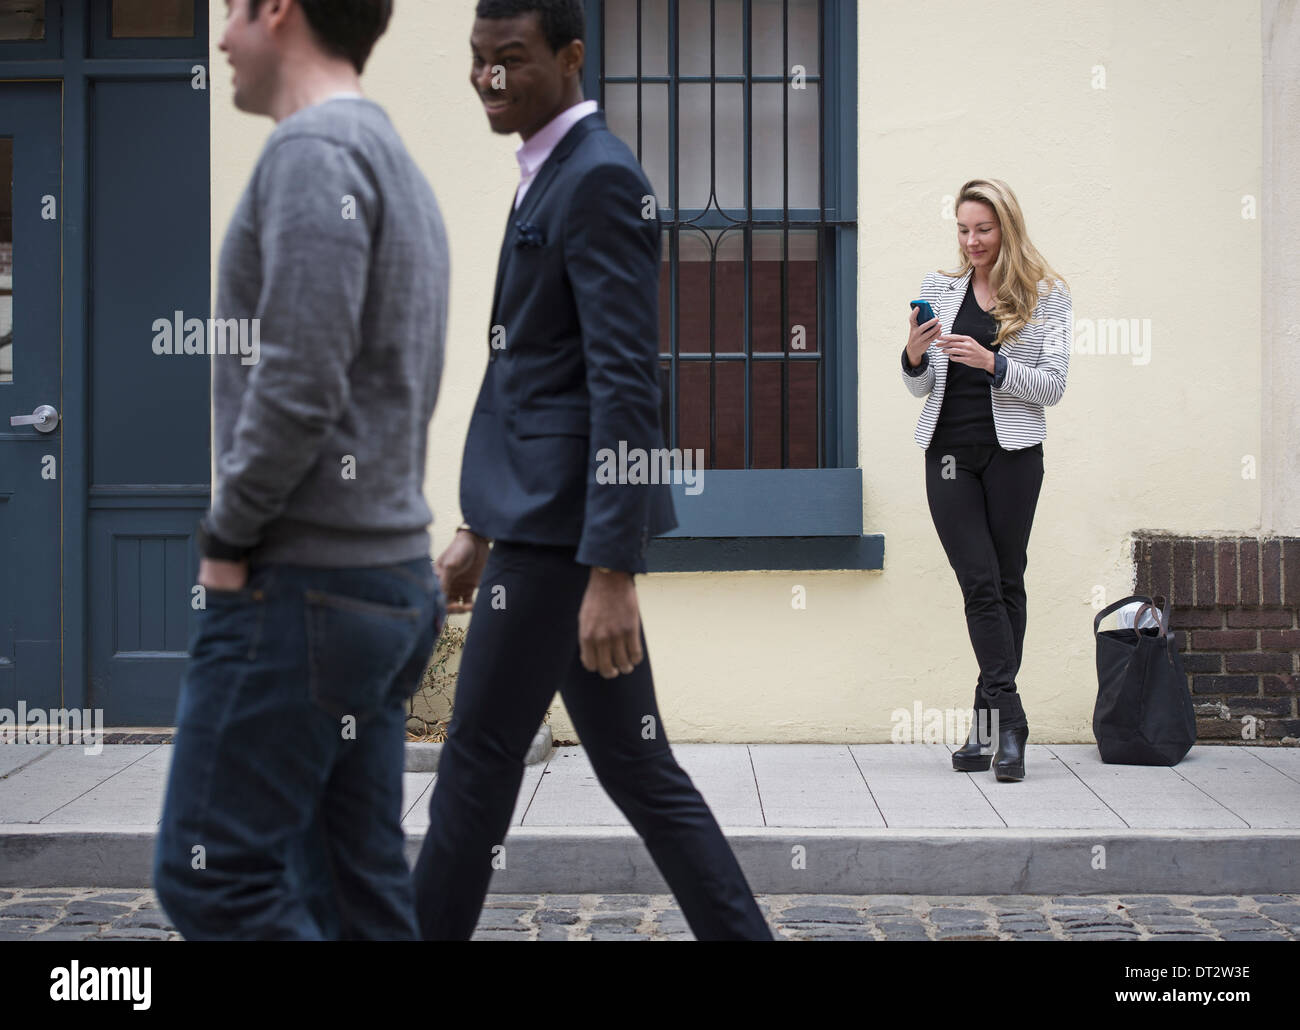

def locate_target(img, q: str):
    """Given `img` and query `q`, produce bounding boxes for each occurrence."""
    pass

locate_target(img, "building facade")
[1,0,1295,743]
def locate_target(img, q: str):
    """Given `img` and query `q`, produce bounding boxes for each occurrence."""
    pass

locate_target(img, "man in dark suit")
[411,0,772,941]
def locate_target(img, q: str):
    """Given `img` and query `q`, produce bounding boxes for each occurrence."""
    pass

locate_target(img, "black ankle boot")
[994,725,1029,781]
[952,711,995,772]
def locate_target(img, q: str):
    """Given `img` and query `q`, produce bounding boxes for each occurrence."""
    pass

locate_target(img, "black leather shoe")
[994,725,1029,781]
[952,712,995,772]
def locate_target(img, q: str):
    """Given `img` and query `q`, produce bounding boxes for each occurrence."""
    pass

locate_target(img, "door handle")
[9,404,60,433]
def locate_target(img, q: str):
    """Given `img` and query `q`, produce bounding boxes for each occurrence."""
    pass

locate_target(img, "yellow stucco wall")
[209,1,1262,743]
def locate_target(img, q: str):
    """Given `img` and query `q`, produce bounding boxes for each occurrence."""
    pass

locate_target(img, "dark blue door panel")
[0,84,63,714]
[87,76,211,723]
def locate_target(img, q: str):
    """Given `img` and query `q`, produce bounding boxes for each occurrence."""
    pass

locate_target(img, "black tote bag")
[1092,594,1197,765]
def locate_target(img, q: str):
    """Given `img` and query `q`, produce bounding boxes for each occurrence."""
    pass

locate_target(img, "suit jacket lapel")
[488,112,604,328]
[488,192,518,327]
[514,111,602,227]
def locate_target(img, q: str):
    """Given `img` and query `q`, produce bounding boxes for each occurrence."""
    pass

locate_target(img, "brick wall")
[1132,535,1300,744]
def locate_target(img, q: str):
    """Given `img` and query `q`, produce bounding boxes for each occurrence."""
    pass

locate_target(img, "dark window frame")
[584,0,876,569]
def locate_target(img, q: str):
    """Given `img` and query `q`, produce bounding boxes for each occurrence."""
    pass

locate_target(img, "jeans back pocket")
[304,589,426,723]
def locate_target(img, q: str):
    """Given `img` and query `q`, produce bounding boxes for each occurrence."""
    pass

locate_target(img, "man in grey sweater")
[153,0,448,940]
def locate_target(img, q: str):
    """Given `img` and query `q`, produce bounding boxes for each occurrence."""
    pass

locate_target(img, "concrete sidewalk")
[1,743,1298,894]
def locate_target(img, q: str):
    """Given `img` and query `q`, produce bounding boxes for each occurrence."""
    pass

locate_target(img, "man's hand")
[578,568,643,679]
[198,557,249,591]
[436,529,490,613]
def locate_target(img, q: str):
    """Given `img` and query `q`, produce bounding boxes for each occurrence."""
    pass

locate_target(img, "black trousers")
[924,442,1044,732]
[412,540,772,940]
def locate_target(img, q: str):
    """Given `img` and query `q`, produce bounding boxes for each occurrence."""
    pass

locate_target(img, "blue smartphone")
[910,299,938,326]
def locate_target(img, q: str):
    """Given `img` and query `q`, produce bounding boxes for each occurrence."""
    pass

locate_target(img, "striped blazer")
[901,268,1071,450]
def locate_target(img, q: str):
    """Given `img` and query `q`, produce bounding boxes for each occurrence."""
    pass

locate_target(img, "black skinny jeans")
[924,442,1044,732]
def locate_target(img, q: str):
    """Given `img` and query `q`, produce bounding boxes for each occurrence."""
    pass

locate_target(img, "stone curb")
[3,826,1297,895]
[404,724,552,772]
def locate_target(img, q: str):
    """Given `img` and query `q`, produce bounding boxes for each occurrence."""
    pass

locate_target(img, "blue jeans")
[154,559,443,940]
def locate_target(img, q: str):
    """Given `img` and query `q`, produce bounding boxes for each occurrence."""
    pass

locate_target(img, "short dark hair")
[249,0,393,74]
[474,0,585,54]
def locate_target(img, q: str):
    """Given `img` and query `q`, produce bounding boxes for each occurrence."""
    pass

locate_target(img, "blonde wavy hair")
[940,178,1069,349]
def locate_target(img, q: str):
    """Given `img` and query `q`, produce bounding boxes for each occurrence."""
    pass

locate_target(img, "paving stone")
[1220,931,1288,941]
[0,933,33,940]
[537,924,572,941]
[0,892,13,902]
[998,920,1051,933]
[779,905,863,924]
[1004,931,1058,940]
[1201,918,1279,933]
[63,902,131,920]
[470,928,530,941]
[110,913,174,931]
[0,916,46,931]
[97,928,175,941]
[589,928,646,940]
[475,908,526,929]
[1121,909,1193,922]
[50,915,116,929]
[1148,933,1215,941]
[1058,916,1134,929]
[992,896,1047,908]
[654,910,690,933]
[596,895,650,909]
[0,905,61,920]
[1250,895,1291,904]
[483,897,536,910]
[1257,904,1300,923]
[21,892,78,901]
[798,929,875,941]
[89,893,146,903]
[539,895,582,908]
[929,908,990,924]
[536,908,580,925]
[1189,898,1241,909]
[588,913,642,929]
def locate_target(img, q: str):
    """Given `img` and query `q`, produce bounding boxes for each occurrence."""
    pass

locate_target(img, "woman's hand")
[905,306,940,367]
[937,333,995,374]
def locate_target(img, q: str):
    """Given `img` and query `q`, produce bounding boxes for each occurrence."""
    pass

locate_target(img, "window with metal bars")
[585,0,855,473]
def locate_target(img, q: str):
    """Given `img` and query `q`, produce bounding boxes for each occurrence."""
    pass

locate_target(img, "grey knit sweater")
[206,97,448,567]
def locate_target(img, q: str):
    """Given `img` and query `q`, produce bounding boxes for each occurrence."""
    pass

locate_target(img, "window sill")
[647,469,883,571]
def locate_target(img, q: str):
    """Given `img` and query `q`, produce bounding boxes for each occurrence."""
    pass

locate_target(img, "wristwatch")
[195,517,251,561]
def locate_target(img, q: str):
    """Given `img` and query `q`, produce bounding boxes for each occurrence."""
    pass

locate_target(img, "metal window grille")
[596,0,850,470]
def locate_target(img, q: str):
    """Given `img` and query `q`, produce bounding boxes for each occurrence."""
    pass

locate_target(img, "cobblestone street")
[1,889,1297,941]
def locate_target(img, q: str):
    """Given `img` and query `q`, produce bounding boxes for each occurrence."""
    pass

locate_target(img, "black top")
[928,277,1001,449]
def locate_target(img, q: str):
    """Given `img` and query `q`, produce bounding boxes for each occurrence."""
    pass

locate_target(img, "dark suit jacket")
[459,110,678,573]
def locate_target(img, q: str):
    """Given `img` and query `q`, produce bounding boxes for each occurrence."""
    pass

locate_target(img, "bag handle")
[1131,599,1170,638]
[1093,594,1171,636]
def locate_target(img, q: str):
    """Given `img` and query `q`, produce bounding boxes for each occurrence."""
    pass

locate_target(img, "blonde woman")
[900,178,1071,782]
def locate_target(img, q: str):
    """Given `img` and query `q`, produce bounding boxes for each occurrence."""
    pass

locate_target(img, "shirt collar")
[515,99,599,181]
